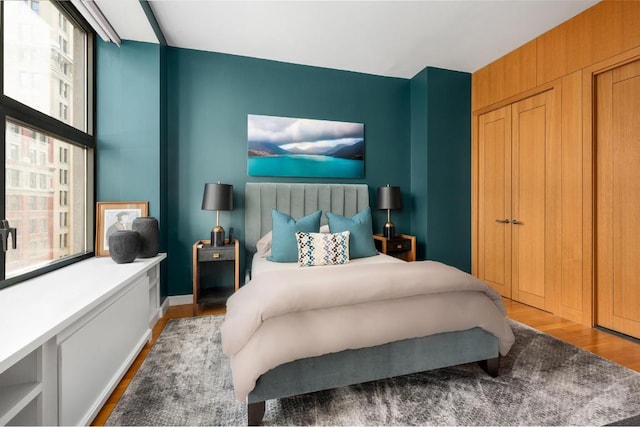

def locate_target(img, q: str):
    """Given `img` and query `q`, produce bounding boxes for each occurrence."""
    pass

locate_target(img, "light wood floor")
[91,299,640,426]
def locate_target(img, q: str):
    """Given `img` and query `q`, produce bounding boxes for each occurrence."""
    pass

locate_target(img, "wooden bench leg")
[478,356,500,378]
[248,401,265,426]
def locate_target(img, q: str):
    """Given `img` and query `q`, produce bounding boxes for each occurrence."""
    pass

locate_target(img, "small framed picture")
[96,201,149,257]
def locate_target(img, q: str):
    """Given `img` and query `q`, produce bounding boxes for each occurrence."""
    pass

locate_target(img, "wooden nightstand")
[192,239,239,315]
[373,233,416,262]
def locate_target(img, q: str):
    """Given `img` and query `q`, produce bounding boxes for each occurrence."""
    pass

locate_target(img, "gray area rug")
[106,315,640,426]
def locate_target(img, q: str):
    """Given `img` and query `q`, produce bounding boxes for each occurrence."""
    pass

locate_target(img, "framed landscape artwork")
[247,114,364,178]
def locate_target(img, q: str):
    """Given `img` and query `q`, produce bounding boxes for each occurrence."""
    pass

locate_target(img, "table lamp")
[202,182,234,246]
[376,185,402,239]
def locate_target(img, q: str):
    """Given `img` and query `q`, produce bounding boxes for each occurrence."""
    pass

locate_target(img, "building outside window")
[2,0,95,287]
[9,195,20,210]
[8,144,19,161]
[8,170,20,187]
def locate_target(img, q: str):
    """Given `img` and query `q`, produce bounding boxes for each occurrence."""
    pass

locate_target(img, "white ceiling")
[94,0,599,79]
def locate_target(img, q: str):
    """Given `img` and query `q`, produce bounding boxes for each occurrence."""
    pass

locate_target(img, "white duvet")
[221,260,515,401]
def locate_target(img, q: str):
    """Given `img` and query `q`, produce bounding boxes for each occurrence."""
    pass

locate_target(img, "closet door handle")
[495,219,510,224]
[512,219,523,225]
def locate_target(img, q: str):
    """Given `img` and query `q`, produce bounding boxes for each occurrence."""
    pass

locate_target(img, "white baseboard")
[167,294,193,306]
[160,297,170,317]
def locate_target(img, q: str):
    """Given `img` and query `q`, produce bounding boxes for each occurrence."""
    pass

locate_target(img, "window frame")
[0,0,96,289]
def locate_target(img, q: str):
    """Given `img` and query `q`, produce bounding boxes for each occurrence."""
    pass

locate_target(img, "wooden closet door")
[596,59,640,339]
[477,106,512,297]
[511,90,561,312]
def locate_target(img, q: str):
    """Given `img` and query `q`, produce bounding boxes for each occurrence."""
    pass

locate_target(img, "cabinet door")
[511,89,561,312]
[596,59,640,339]
[477,106,512,297]
[58,276,150,425]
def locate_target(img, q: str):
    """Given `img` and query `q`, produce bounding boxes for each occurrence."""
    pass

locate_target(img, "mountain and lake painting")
[248,114,364,178]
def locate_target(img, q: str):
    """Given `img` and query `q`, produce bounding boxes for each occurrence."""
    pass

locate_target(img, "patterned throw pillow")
[295,231,350,267]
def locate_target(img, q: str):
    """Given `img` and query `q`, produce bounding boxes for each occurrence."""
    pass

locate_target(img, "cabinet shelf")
[197,287,233,306]
[0,382,42,425]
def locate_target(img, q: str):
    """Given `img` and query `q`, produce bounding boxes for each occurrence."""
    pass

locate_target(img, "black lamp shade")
[376,186,402,210]
[202,183,234,211]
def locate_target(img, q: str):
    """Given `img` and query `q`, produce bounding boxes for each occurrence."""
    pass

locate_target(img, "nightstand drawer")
[198,246,235,262]
[386,239,412,253]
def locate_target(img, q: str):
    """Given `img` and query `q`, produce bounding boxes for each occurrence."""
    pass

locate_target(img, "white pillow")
[256,225,330,258]
[295,231,350,267]
[256,231,272,257]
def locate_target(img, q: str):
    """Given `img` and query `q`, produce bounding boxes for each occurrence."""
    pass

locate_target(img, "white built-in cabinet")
[0,254,165,426]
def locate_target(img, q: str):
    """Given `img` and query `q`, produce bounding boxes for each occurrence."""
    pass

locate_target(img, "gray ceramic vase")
[132,216,159,258]
[109,230,141,264]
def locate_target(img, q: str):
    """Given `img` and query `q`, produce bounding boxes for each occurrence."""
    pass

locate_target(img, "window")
[2,1,95,287]
[7,170,20,187]
[9,195,20,210]
[59,168,67,184]
[58,35,68,54]
[59,81,67,99]
[5,1,87,132]
[59,147,67,163]
[8,145,19,161]
[60,14,67,33]
[58,103,68,121]
[59,233,68,249]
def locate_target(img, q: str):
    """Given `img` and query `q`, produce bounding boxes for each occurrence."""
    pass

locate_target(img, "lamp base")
[212,225,225,247]
[383,222,395,239]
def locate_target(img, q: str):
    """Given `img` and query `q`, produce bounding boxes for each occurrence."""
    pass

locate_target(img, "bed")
[221,183,515,425]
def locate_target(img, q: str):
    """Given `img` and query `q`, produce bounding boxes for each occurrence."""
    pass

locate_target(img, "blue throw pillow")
[326,207,378,259]
[268,209,322,263]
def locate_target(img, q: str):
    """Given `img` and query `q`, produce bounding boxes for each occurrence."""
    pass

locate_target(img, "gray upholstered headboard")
[244,183,370,254]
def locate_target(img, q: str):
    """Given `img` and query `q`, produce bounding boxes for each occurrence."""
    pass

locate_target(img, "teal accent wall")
[96,40,168,292]
[96,40,161,215]
[166,48,411,295]
[409,68,429,260]
[96,43,472,296]
[410,67,471,272]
